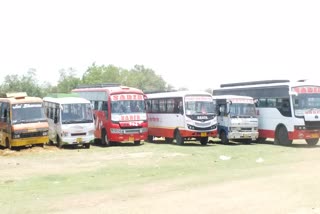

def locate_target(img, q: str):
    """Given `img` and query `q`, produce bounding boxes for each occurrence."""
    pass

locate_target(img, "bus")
[0,92,49,149]
[43,97,95,148]
[212,95,259,144]
[72,83,148,146]
[145,91,217,145]
[213,79,320,146]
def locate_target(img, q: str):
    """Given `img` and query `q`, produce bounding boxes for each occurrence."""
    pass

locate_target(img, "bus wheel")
[220,131,229,144]
[200,137,208,145]
[5,138,11,149]
[256,137,266,143]
[84,143,91,149]
[147,135,154,143]
[275,126,292,146]
[306,138,319,146]
[101,129,111,147]
[134,141,141,145]
[175,130,184,145]
[56,136,62,148]
[165,137,173,144]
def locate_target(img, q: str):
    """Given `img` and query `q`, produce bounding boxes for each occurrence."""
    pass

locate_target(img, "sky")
[1,0,320,91]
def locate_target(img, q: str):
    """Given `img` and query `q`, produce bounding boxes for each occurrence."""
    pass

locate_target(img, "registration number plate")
[129,136,134,142]
[76,138,82,143]
[311,133,319,138]
[201,132,207,137]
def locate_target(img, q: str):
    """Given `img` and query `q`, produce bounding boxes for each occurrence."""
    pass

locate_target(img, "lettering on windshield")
[13,103,42,109]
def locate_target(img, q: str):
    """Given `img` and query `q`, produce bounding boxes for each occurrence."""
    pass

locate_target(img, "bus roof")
[218,79,319,90]
[212,95,254,100]
[72,84,143,95]
[0,96,43,104]
[145,90,212,99]
[43,97,91,104]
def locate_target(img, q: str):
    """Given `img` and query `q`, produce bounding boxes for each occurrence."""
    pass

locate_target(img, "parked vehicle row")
[2,79,319,150]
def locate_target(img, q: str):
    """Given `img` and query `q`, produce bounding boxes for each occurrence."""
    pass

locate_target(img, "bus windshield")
[111,100,146,114]
[293,94,320,116]
[12,103,47,124]
[230,103,257,118]
[61,103,93,124]
[185,96,215,115]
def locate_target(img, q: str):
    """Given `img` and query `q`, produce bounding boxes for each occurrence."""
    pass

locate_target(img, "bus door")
[0,102,10,147]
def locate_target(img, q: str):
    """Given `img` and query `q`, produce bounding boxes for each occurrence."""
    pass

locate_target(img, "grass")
[0,139,318,213]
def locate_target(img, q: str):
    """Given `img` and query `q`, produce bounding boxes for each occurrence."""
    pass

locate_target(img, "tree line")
[0,64,180,98]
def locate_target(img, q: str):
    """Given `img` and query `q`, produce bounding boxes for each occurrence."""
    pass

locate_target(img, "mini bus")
[213,95,259,144]
[213,79,320,146]
[145,91,217,145]
[0,92,49,149]
[43,97,95,148]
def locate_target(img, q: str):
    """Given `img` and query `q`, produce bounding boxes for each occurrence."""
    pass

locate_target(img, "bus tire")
[220,131,229,144]
[275,126,292,146]
[200,137,208,145]
[84,143,91,149]
[147,135,154,143]
[165,137,173,144]
[306,138,319,146]
[56,136,62,148]
[256,137,266,143]
[5,138,11,149]
[175,130,184,145]
[134,140,141,145]
[101,129,111,147]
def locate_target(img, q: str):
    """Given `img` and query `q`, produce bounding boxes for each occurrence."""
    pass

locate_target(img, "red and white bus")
[213,79,320,146]
[72,83,148,146]
[145,91,217,145]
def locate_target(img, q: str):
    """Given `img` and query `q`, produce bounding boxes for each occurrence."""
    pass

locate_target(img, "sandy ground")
[1,142,320,214]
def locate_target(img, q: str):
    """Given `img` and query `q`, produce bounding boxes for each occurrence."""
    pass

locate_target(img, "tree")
[0,69,46,97]
[56,68,82,93]
[82,63,123,84]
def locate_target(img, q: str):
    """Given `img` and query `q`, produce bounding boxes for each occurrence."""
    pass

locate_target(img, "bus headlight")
[13,133,21,139]
[294,125,306,130]
[88,130,95,135]
[110,128,123,134]
[62,131,69,137]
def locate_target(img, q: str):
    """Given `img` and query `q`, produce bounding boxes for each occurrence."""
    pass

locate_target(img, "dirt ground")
[2,142,320,214]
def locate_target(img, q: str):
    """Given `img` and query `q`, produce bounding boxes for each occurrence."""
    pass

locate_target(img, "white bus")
[212,95,259,144]
[213,79,320,146]
[145,91,217,145]
[43,97,95,148]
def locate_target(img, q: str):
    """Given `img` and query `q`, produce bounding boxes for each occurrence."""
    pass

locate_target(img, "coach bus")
[0,92,48,149]
[213,79,320,146]
[212,95,259,144]
[43,97,95,148]
[72,83,148,146]
[145,91,217,145]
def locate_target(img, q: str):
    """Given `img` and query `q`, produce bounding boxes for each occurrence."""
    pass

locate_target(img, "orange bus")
[0,92,49,149]
[72,83,148,146]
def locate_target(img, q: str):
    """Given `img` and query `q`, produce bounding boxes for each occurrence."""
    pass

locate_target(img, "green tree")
[0,69,46,97]
[82,63,123,84]
[56,68,81,93]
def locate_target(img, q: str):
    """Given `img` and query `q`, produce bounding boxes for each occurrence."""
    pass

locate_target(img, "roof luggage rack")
[220,80,290,88]
[75,83,121,89]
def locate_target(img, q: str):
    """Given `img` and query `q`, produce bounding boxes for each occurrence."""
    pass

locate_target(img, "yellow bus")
[0,92,49,149]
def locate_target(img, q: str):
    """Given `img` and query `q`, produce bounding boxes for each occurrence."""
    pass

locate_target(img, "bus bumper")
[11,136,49,147]
[228,131,259,140]
[61,135,95,145]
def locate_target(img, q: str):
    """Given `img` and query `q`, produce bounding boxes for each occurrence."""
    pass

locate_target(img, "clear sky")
[0,0,319,90]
